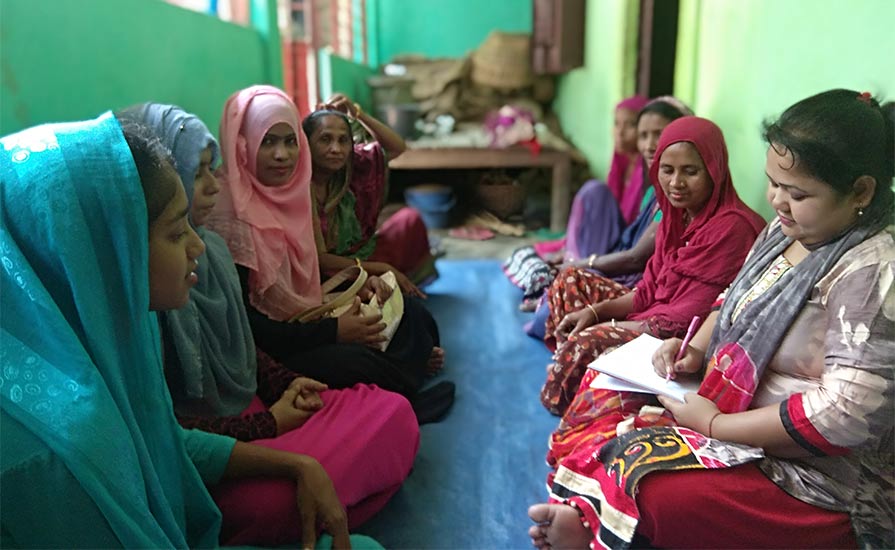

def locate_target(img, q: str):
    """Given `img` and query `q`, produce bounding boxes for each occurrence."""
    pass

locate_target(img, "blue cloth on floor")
[357,259,558,548]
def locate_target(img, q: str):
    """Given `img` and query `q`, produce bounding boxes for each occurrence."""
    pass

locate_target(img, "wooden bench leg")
[550,155,571,233]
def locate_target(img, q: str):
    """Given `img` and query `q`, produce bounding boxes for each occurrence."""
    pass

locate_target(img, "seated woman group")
[205,86,454,423]
[1,113,380,548]
[528,89,894,549]
[120,101,422,546]
[1,85,453,548]
[506,96,695,338]
[540,114,766,418]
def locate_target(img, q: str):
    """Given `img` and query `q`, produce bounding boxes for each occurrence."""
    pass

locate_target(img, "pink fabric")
[369,207,433,275]
[532,238,565,257]
[609,154,646,225]
[350,142,388,243]
[607,96,650,225]
[630,117,766,333]
[211,386,419,546]
[207,85,321,321]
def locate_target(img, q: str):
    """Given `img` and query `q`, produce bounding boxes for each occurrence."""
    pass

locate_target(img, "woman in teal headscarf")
[0,113,365,548]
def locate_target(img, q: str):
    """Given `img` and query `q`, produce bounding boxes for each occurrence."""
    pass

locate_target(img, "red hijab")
[606,95,650,224]
[629,117,766,335]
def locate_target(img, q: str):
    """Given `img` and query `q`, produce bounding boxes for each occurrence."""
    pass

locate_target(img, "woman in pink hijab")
[208,86,454,425]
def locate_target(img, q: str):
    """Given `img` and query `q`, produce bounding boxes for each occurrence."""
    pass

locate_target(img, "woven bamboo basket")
[476,173,526,219]
[470,31,533,91]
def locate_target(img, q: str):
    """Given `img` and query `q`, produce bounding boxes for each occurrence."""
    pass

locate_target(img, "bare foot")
[427,347,445,376]
[528,503,591,549]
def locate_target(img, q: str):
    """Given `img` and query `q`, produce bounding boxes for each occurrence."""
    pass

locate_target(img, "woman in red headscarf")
[540,118,766,462]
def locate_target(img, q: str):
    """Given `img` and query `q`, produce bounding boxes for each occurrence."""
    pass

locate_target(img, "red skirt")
[635,463,856,549]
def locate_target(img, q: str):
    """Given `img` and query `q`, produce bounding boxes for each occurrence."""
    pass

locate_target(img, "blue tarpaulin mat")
[358,259,558,549]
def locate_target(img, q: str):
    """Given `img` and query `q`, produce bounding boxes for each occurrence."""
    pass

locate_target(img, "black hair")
[116,117,179,225]
[301,109,352,141]
[763,89,894,222]
[637,100,689,124]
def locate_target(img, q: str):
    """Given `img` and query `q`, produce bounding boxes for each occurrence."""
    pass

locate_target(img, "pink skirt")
[211,384,419,546]
[370,207,436,284]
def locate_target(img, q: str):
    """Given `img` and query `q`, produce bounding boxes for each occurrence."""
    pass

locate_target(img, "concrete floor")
[430,230,537,261]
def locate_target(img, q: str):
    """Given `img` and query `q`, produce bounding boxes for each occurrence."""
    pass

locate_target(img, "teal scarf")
[0,113,222,547]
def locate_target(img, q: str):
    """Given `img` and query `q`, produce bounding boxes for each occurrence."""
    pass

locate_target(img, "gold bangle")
[586,303,599,321]
[587,254,597,268]
[707,412,722,438]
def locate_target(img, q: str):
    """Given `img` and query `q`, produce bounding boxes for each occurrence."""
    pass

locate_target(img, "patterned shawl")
[304,110,388,259]
[0,113,222,546]
[207,85,321,321]
[703,214,894,412]
[131,103,257,417]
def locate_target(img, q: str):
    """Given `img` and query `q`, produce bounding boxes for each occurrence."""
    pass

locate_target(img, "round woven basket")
[471,31,532,91]
[476,180,526,219]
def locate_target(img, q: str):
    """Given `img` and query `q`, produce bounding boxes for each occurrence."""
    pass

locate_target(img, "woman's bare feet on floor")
[528,503,591,549]
[427,346,445,376]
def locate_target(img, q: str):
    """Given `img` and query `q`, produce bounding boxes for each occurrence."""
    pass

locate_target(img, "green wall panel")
[372,0,532,63]
[552,0,640,183]
[675,0,895,219]
[318,48,376,111]
[1,0,281,136]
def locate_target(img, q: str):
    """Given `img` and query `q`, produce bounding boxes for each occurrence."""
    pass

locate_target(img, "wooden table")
[388,146,572,232]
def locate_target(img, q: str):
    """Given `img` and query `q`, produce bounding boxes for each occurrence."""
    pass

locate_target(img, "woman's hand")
[319,93,358,118]
[288,377,327,412]
[652,338,705,380]
[269,388,316,435]
[393,270,425,298]
[293,456,352,550]
[336,297,387,347]
[365,262,425,299]
[555,307,597,344]
[359,275,394,303]
[657,393,720,436]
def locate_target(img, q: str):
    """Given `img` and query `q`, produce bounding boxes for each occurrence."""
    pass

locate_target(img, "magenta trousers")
[211,384,419,546]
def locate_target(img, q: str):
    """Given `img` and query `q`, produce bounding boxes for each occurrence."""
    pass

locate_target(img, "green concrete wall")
[0,0,282,136]
[674,0,895,218]
[318,49,376,111]
[370,0,532,66]
[552,0,640,183]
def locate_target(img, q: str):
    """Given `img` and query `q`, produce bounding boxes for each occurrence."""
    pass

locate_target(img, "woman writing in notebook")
[529,89,894,550]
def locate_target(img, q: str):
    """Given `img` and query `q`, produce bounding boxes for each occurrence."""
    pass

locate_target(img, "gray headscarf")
[707,213,892,388]
[126,103,257,417]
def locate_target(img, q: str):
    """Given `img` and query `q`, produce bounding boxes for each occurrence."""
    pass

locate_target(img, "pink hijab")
[607,95,650,225]
[207,85,321,321]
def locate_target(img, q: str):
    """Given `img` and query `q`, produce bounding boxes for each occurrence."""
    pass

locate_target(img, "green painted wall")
[370,0,533,65]
[318,49,376,111]
[674,0,895,219]
[552,0,640,182]
[0,0,282,136]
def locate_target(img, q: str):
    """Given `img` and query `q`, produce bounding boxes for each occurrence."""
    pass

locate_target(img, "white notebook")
[587,333,700,402]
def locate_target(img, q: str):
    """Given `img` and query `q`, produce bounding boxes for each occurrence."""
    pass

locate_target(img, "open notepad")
[588,333,700,402]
